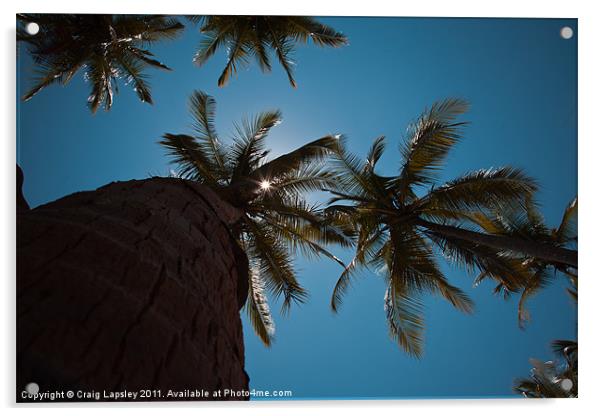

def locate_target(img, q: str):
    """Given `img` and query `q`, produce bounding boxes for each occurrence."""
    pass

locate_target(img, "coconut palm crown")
[325,99,544,357]
[189,16,348,87]
[159,90,351,345]
[18,14,184,112]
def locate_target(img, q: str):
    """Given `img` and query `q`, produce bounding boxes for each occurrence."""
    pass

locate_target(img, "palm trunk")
[416,218,578,268]
[17,165,30,212]
[17,177,250,401]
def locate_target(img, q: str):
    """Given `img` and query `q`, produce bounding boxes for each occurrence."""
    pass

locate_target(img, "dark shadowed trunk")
[416,218,578,268]
[17,165,30,212]
[17,177,250,401]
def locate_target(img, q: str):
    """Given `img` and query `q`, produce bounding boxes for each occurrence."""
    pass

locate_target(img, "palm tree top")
[18,14,184,112]
[159,90,352,346]
[325,99,539,356]
[190,16,348,87]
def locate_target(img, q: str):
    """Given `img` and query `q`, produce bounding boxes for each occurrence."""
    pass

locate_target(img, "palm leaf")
[265,20,297,87]
[517,267,554,328]
[230,110,282,180]
[553,197,578,243]
[246,267,276,346]
[384,281,425,358]
[158,133,218,185]
[249,135,340,183]
[244,217,307,313]
[217,25,250,87]
[418,167,537,214]
[188,90,228,178]
[398,98,469,195]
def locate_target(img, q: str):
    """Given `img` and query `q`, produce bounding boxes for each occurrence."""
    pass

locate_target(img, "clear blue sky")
[17,16,577,399]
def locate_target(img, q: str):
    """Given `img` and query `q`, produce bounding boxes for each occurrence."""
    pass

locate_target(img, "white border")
[3,1,600,415]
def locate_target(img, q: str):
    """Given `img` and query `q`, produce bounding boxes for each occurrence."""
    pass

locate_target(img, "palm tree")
[17,14,184,112]
[189,16,348,87]
[16,91,349,398]
[514,341,578,398]
[159,90,351,345]
[324,99,577,357]
[527,343,578,398]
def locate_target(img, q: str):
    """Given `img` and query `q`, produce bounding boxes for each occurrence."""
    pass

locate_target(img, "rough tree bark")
[17,177,251,401]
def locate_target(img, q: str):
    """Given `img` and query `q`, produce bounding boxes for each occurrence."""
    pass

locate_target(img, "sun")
[260,180,272,191]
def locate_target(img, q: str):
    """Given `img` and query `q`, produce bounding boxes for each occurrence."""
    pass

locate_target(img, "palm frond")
[121,45,172,71]
[285,16,348,47]
[218,26,251,87]
[188,90,228,178]
[22,66,69,101]
[260,213,346,267]
[424,229,532,292]
[192,16,346,87]
[365,136,386,172]
[86,55,114,113]
[116,54,153,104]
[418,167,538,214]
[553,197,578,243]
[330,136,393,202]
[398,98,469,195]
[269,164,337,195]
[246,267,276,346]
[158,133,218,185]
[193,21,234,66]
[384,282,425,358]
[230,110,282,180]
[19,14,182,110]
[551,339,578,358]
[265,19,297,87]
[249,135,340,183]
[517,267,554,328]
[244,217,307,313]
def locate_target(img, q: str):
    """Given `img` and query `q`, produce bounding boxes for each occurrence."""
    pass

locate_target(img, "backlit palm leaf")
[230,111,282,180]
[244,218,307,313]
[246,267,276,346]
[398,99,469,197]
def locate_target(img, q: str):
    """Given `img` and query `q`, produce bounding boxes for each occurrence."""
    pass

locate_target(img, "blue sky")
[17,16,577,399]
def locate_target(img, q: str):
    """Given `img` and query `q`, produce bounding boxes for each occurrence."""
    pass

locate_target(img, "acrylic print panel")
[16,15,577,402]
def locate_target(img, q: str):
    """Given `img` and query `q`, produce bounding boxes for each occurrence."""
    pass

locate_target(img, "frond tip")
[246,267,276,346]
[384,284,425,358]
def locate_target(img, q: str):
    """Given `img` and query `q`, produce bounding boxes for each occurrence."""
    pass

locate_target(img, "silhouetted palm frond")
[18,14,184,112]
[193,16,348,87]
[514,340,577,398]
